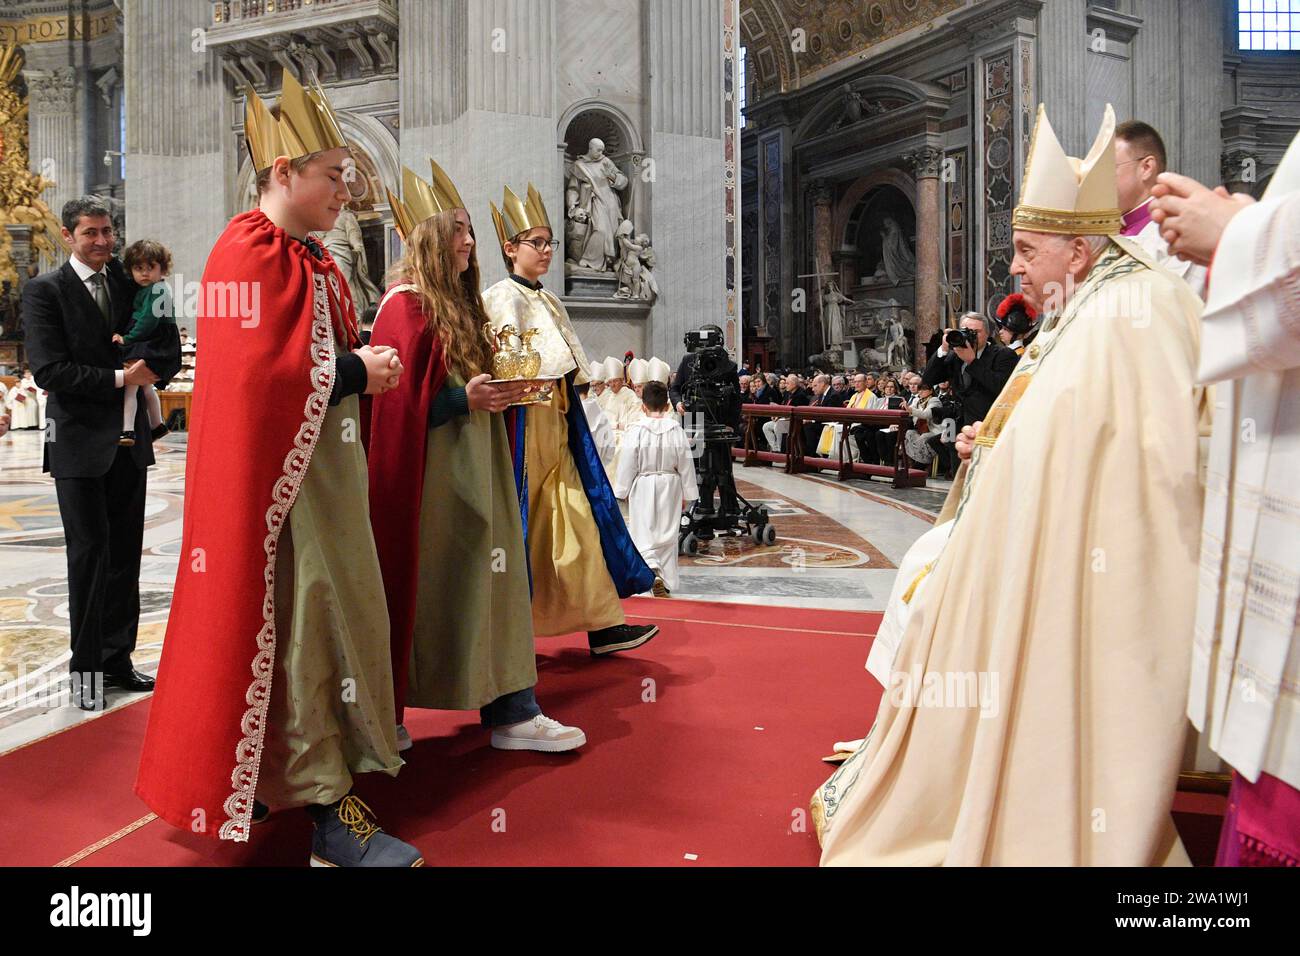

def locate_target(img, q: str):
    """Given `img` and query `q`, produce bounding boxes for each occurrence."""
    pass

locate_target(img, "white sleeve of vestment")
[675,426,699,501]
[612,426,639,499]
[1198,191,1300,383]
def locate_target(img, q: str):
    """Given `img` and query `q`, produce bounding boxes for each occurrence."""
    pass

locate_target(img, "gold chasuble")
[815,239,1206,865]
[482,277,624,635]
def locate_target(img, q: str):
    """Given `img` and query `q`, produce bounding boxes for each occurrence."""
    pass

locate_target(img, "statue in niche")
[321,207,381,315]
[636,233,660,300]
[613,221,658,302]
[871,216,917,284]
[565,137,630,272]
[821,281,853,349]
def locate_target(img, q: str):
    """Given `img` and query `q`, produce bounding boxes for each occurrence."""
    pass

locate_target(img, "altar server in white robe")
[614,380,697,596]
[1152,129,1300,866]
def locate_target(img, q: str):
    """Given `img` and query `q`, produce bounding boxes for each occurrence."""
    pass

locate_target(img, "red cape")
[135,210,359,841]
[365,288,448,724]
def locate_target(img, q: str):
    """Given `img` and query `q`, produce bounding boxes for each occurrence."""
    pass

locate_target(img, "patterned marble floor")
[0,427,937,752]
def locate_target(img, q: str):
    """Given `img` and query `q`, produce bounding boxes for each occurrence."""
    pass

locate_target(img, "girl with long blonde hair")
[368,164,586,755]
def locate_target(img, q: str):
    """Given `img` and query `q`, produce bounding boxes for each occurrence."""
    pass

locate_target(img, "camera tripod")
[679,424,775,556]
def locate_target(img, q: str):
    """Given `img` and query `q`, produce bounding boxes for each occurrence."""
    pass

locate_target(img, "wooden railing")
[736,403,928,488]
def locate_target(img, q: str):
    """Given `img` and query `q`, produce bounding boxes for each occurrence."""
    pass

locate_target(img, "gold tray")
[487,375,561,406]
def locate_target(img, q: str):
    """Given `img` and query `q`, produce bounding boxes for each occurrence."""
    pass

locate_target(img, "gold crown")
[244,72,348,173]
[1012,103,1121,236]
[490,184,553,253]
[385,159,467,242]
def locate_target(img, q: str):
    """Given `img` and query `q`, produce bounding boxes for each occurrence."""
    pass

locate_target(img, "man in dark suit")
[921,311,1018,427]
[802,373,840,455]
[23,197,159,710]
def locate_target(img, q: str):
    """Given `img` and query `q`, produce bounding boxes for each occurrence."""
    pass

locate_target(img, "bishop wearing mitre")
[812,104,1208,865]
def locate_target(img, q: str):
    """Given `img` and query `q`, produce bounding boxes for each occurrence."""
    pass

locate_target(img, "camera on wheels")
[678,326,775,555]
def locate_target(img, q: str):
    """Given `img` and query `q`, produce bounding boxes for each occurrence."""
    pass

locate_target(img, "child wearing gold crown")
[366,160,586,755]
[136,74,423,867]
[482,185,658,656]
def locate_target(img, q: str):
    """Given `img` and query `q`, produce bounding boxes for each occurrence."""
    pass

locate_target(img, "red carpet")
[0,596,1224,866]
[0,598,882,867]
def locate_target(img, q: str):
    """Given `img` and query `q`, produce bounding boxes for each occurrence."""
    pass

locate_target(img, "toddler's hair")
[123,239,173,276]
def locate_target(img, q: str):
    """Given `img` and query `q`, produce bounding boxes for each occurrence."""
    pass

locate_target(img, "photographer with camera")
[920,311,1017,427]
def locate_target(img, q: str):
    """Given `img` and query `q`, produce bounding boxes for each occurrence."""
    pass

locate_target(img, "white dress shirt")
[69,254,125,389]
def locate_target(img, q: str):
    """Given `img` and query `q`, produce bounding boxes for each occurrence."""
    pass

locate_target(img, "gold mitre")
[244,72,348,173]
[490,184,553,252]
[385,159,468,242]
[1012,103,1121,236]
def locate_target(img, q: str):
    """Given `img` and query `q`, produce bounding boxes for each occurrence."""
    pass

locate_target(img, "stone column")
[906,146,944,356]
[23,67,80,231]
[123,0,226,294]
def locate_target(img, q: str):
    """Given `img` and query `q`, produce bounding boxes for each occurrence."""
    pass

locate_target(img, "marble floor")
[0,427,938,753]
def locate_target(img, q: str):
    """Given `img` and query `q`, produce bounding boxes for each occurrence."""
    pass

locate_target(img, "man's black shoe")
[588,623,660,657]
[103,668,155,692]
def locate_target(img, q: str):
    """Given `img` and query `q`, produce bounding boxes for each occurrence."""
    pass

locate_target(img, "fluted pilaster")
[1037,0,1087,153]
[400,0,467,127]
[466,0,553,117]
[647,0,722,138]
[124,0,222,156]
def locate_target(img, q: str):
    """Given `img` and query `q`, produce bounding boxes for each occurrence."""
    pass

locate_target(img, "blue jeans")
[479,685,541,728]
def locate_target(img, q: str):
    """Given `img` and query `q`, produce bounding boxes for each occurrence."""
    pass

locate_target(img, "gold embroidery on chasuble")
[974,373,1033,448]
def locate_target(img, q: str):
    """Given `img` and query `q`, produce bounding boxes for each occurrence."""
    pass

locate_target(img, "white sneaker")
[395,724,412,752]
[490,714,587,753]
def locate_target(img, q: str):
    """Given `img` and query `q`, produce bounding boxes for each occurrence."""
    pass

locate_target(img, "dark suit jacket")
[921,340,1018,425]
[23,258,156,478]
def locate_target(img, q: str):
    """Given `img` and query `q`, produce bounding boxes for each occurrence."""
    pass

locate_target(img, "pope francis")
[812,104,1207,866]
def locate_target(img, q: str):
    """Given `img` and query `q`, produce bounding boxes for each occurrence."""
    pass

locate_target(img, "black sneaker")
[588,623,660,657]
[118,431,136,447]
[150,423,169,441]
[308,794,424,867]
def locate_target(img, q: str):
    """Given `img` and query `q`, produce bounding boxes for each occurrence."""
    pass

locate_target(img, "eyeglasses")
[518,238,560,252]
[1115,156,1153,168]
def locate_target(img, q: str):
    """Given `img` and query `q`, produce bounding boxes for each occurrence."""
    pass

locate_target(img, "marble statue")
[821,281,853,348]
[566,138,630,272]
[879,216,916,284]
[636,233,660,300]
[885,312,911,368]
[321,207,381,315]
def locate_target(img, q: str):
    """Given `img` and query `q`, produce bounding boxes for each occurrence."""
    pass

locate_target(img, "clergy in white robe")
[5,373,42,429]
[581,387,617,482]
[613,383,697,594]
[813,104,1207,866]
[1153,130,1300,866]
